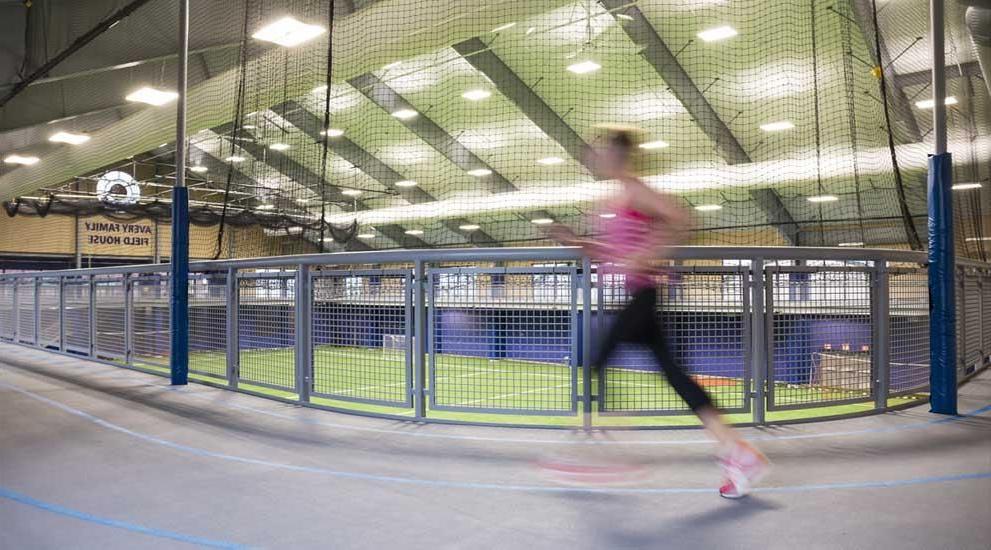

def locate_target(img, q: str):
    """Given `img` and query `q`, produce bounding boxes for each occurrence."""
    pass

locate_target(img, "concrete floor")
[0,343,988,550]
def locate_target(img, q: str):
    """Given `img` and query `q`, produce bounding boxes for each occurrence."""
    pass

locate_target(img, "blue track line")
[0,486,247,549]
[2,380,989,496]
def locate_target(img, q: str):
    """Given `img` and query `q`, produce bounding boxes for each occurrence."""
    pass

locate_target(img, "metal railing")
[1,246,988,428]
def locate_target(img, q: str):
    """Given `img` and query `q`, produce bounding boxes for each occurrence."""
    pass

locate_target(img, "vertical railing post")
[294,265,312,403]
[751,257,767,425]
[124,274,133,365]
[581,256,593,430]
[873,260,890,410]
[58,277,66,352]
[226,268,239,389]
[413,260,427,419]
[11,279,17,343]
[33,277,40,347]
[88,275,96,358]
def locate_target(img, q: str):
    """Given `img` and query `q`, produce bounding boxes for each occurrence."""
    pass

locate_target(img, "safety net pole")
[928,0,955,414]
[169,0,190,386]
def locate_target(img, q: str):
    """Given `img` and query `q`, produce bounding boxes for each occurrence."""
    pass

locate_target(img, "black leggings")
[591,287,713,413]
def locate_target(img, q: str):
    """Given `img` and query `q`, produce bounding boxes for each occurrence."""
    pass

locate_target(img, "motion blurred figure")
[548,128,769,498]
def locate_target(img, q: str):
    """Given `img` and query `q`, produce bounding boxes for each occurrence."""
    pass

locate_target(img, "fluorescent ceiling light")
[952,182,982,190]
[697,26,738,42]
[965,237,991,242]
[322,128,344,137]
[49,131,90,145]
[639,140,669,150]
[531,217,554,225]
[322,237,334,242]
[459,224,480,231]
[189,165,208,173]
[113,61,141,69]
[537,156,565,165]
[225,156,246,163]
[269,143,290,151]
[838,242,865,247]
[242,124,256,130]
[760,121,795,132]
[616,13,634,21]
[694,204,723,211]
[257,204,275,210]
[342,189,362,196]
[382,61,402,71]
[395,180,418,187]
[599,213,616,219]
[915,96,958,109]
[159,143,168,148]
[125,87,178,106]
[4,154,39,166]
[251,16,326,47]
[567,60,602,74]
[462,89,492,101]
[404,229,424,235]
[467,168,492,177]
[526,27,537,35]
[491,22,516,33]
[312,85,327,93]
[358,233,376,239]
[391,109,418,120]
[807,195,839,203]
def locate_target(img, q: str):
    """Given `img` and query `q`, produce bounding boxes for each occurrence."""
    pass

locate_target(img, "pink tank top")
[601,207,656,292]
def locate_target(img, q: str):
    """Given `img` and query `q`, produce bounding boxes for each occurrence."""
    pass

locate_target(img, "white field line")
[451,383,572,407]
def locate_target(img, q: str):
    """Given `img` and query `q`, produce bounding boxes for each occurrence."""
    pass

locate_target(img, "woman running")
[549,128,769,498]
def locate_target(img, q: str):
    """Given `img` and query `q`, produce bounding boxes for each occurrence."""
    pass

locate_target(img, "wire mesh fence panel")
[37,278,60,350]
[237,272,296,392]
[93,275,126,361]
[189,272,229,380]
[956,273,966,378]
[768,266,874,410]
[597,267,750,415]
[888,267,930,395]
[984,272,991,364]
[130,274,171,369]
[964,274,982,373]
[0,279,14,342]
[15,279,36,345]
[311,269,411,407]
[429,267,577,415]
[63,277,92,355]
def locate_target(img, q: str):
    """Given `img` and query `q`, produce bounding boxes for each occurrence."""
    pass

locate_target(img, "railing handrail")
[0,245,941,279]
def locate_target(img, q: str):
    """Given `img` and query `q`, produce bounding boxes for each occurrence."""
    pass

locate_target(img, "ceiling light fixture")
[252,16,326,47]
[225,156,246,163]
[125,87,178,106]
[49,131,90,145]
[537,156,565,165]
[639,140,669,150]
[269,143,290,151]
[616,13,635,21]
[358,233,376,239]
[531,217,554,225]
[697,26,738,42]
[915,96,958,109]
[807,195,839,203]
[257,204,275,210]
[242,124,256,130]
[467,168,492,177]
[322,237,334,242]
[599,213,616,219]
[394,180,418,187]
[694,204,723,211]
[322,128,344,137]
[342,189,362,197]
[838,242,865,247]
[952,182,982,190]
[760,121,795,132]
[4,154,39,166]
[189,165,208,173]
[965,237,991,242]
[391,109,418,120]
[404,229,424,235]
[491,22,516,33]
[462,89,492,101]
[382,61,402,71]
[567,60,602,74]
[459,224,481,231]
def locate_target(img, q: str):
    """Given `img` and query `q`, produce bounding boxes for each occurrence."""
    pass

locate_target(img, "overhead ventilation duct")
[961,2,991,97]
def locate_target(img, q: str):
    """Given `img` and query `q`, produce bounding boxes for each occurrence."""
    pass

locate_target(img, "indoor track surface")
[1,343,988,550]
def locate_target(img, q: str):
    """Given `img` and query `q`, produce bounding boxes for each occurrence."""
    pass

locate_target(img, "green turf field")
[125,345,925,427]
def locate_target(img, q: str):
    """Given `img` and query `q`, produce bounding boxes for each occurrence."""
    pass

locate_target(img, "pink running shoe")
[718,441,770,499]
